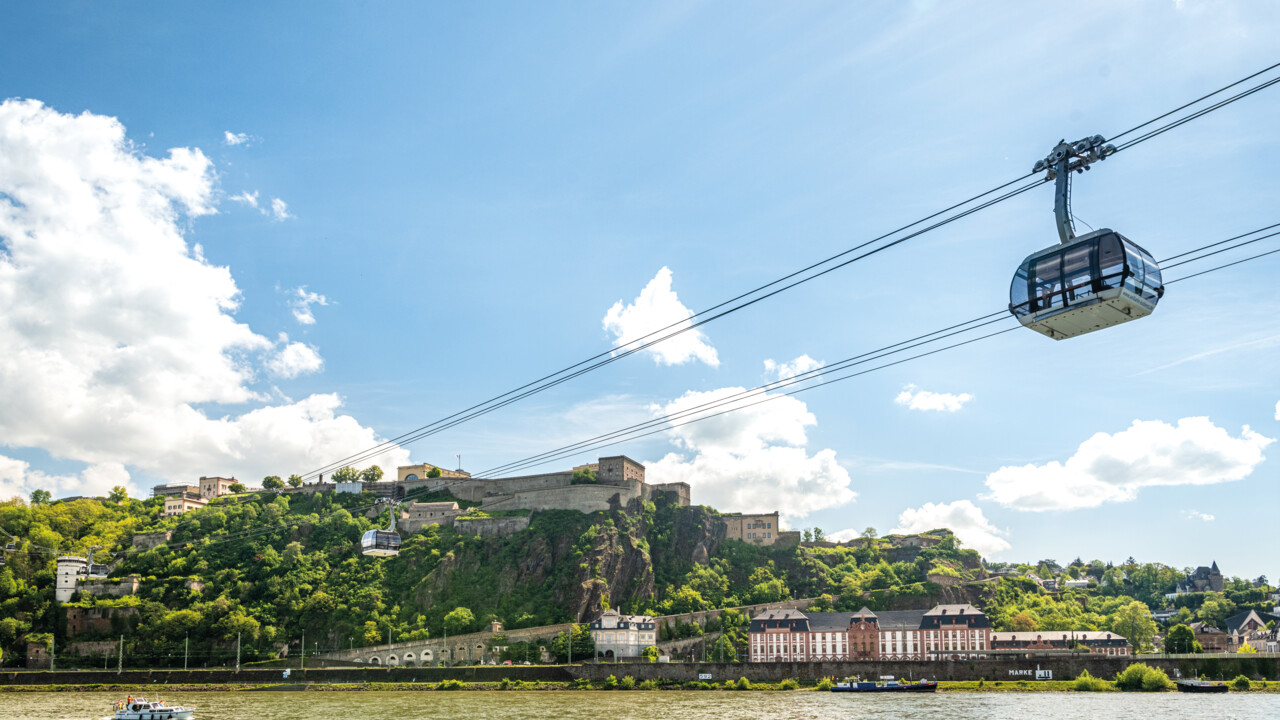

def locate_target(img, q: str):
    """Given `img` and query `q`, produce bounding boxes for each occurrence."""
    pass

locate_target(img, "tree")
[426,466,442,479]
[812,527,826,542]
[643,645,660,663]
[108,486,129,503]
[287,474,303,488]
[571,468,598,485]
[444,607,476,636]
[228,482,247,494]
[549,624,594,662]
[1111,601,1158,651]
[261,476,284,491]
[358,466,383,484]
[711,633,738,662]
[1010,611,1038,632]
[1164,624,1201,654]
[29,489,51,505]
[861,527,877,546]
[331,466,360,484]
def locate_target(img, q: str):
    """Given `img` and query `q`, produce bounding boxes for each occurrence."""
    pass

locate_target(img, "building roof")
[875,610,928,630]
[804,612,853,632]
[1225,609,1267,635]
[990,631,1130,645]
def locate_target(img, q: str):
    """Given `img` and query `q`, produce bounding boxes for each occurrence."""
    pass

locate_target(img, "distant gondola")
[1010,136,1164,340]
[361,501,402,557]
[87,545,110,578]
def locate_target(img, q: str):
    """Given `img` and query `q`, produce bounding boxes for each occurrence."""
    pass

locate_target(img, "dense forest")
[0,482,1274,667]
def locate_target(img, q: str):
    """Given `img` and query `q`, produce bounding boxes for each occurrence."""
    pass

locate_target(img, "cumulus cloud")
[229,190,259,208]
[894,384,973,412]
[645,387,854,519]
[984,418,1273,511]
[602,267,719,367]
[889,500,1010,556]
[0,99,406,498]
[267,335,324,379]
[1182,510,1215,522]
[289,286,329,325]
[269,197,291,221]
[0,453,130,503]
[223,131,255,147]
[764,354,824,381]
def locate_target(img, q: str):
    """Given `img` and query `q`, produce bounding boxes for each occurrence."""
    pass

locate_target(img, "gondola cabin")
[361,529,401,557]
[1009,229,1163,340]
[88,564,110,579]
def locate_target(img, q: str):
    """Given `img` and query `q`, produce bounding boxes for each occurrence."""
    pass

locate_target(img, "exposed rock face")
[415,496,723,623]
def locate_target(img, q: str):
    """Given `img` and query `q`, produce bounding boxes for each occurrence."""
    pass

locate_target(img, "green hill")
[0,488,1273,667]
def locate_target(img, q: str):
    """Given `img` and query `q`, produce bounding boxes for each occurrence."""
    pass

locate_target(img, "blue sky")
[1,1,1277,578]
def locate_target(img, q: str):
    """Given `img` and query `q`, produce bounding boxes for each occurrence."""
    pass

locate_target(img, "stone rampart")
[454,515,530,538]
[317,622,576,666]
[79,575,142,598]
[480,485,638,514]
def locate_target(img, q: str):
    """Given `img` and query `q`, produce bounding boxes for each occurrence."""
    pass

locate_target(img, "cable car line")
[294,62,1280,482]
[474,312,1011,478]
[475,223,1280,478]
[1111,73,1280,154]
[1159,222,1280,264]
[1106,60,1280,146]
[293,175,1045,484]
[4,230,1274,560]
[310,178,1048,478]
[1164,245,1280,286]
[1159,228,1280,271]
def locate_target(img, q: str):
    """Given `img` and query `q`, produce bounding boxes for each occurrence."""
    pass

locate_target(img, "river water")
[11,690,1280,720]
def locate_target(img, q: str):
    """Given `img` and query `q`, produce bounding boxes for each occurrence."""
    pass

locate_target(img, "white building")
[588,609,657,658]
[55,556,88,603]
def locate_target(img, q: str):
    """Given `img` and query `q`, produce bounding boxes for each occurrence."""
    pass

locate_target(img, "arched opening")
[421,650,433,661]
[605,649,614,658]
[387,655,399,666]
[369,657,381,665]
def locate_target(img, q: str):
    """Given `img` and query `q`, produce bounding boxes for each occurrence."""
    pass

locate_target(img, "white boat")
[111,697,195,720]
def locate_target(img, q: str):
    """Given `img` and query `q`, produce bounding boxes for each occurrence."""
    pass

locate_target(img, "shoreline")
[2,680,1277,694]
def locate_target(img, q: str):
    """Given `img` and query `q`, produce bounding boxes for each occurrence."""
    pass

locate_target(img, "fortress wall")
[480,485,641,514]
[454,515,531,538]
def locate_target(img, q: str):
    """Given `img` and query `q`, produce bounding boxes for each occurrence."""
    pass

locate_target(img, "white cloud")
[267,335,324,379]
[764,354,824,381]
[894,384,973,412]
[289,286,329,325]
[1275,400,1279,421]
[0,99,406,497]
[645,386,854,519]
[0,453,130,502]
[602,267,719,367]
[229,190,259,208]
[889,500,1011,556]
[269,197,291,221]
[223,131,255,147]
[1182,510,1215,522]
[984,417,1273,512]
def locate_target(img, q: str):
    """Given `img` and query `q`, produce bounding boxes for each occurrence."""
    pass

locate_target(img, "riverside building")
[748,604,992,662]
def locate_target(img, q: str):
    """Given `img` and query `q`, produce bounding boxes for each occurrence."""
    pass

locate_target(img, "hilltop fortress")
[389,455,691,516]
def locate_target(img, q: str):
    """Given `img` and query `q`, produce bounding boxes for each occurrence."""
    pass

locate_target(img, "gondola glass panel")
[361,529,401,557]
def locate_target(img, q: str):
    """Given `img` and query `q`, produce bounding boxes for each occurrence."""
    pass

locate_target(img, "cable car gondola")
[361,501,402,557]
[87,545,110,579]
[1009,136,1164,340]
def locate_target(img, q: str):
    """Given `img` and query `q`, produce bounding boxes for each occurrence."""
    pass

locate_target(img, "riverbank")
[3,679,1277,693]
